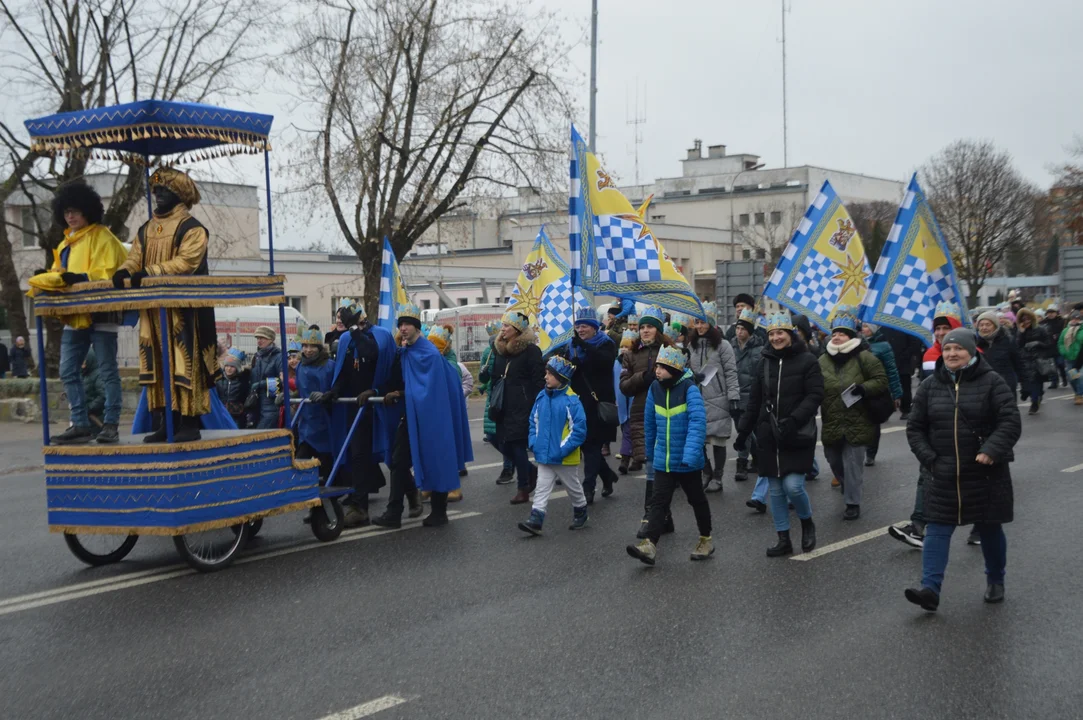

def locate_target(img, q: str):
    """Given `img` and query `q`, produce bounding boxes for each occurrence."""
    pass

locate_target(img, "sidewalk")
[0,420,52,476]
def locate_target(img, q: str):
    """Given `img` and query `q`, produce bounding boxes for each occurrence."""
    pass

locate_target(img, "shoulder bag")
[578,368,620,427]
[488,361,509,422]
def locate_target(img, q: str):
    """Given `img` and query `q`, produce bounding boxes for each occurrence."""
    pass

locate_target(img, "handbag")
[1037,356,1056,377]
[763,361,817,447]
[487,362,509,422]
[575,361,620,426]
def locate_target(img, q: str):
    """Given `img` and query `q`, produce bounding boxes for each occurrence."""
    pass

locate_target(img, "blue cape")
[401,335,473,493]
[131,388,238,433]
[329,325,400,463]
[296,359,334,453]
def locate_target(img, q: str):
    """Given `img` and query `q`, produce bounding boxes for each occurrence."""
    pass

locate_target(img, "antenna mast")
[626,81,647,186]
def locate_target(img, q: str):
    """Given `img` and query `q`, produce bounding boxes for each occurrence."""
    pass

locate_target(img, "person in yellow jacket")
[28,181,127,444]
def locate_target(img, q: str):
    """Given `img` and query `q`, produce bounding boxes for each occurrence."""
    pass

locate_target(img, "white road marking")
[0,512,482,617]
[789,523,902,562]
[318,695,410,720]
[1062,463,1083,473]
[465,461,506,471]
[1017,392,1073,407]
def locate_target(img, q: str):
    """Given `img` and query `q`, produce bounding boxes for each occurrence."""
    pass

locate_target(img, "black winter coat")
[0,342,8,374]
[248,344,283,419]
[216,370,252,417]
[737,337,824,478]
[882,326,925,376]
[561,334,618,444]
[976,328,1023,389]
[491,329,545,444]
[730,332,765,411]
[907,356,1021,525]
[1016,324,1053,385]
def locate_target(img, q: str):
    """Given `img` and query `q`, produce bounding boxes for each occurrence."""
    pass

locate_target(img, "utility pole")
[781,0,788,167]
[589,0,598,153]
[626,80,646,186]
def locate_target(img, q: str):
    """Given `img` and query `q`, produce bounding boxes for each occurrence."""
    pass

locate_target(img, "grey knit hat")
[942,328,977,357]
[977,310,999,326]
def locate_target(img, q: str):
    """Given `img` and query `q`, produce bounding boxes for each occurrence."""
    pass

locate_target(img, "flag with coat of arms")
[858,174,969,343]
[377,237,410,332]
[568,125,703,318]
[506,226,590,354]
[764,180,872,332]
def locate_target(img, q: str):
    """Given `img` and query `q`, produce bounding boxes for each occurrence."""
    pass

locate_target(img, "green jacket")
[1059,324,1082,364]
[818,343,889,447]
[479,342,497,436]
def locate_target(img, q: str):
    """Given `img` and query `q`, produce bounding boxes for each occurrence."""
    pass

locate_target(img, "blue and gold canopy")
[24,100,273,163]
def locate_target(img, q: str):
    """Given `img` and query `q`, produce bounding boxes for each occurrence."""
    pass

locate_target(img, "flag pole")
[589,0,598,153]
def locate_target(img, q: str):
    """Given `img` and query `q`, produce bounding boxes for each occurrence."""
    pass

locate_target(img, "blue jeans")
[503,439,533,489]
[921,522,1007,594]
[1071,375,1083,396]
[60,328,121,426]
[767,473,812,532]
[751,475,768,503]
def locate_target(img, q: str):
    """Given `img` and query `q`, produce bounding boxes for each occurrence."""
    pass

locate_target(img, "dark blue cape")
[296,359,334,453]
[329,325,399,463]
[131,388,238,433]
[402,335,473,493]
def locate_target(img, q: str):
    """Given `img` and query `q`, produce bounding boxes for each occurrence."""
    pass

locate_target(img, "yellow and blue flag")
[507,227,590,354]
[858,174,969,342]
[764,180,871,332]
[377,237,410,332]
[569,125,703,318]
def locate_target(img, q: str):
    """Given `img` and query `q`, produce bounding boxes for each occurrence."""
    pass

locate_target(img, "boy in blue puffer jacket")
[627,346,714,565]
[519,356,589,535]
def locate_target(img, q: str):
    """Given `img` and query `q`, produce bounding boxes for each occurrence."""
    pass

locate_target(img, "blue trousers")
[767,473,812,532]
[60,328,121,426]
[921,522,1007,594]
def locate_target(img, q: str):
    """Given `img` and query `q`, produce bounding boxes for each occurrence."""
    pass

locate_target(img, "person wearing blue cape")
[312,299,408,529]
[372,303,473,529]
[291,327,335,479]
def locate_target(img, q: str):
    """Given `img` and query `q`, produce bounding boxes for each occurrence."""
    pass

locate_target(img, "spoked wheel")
[173,523,249,572]
[310,498,344,543]
[231,518,263,540]
[64,533,139,566]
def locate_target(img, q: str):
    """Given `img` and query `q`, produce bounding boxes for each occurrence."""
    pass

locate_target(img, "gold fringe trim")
[32,276,286,316]
[292,458,321,470]
[48,499,321,537]
[46,446,289,473]
[43,430,291,456]
[35,296,286,316]
[48,463,298,491]
[50,485,319,514]
[41,275,285,292]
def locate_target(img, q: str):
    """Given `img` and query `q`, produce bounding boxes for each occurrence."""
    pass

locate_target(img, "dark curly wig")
[52,181,104,228]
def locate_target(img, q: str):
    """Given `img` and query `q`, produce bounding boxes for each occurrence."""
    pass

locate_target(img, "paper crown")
[287,339,302,353]
[485,319,502,336]
[621,329,638,344]
[501,311,530,333]
[227,347,247,363]
[427,325,450,344]
[764,312,795,332]
[546,355,576,381]
[701,301,718,325]
[298,327,323,345]
[829,304,861,334]
[397,302,422,323]
[574,305,600,325]
[670,313,690,331]
[934,301,962,322]
[656,346,688,372]
[627,314,639,324]
[736,308,757,328]
[338,297,365,322]
[639,305,665,330]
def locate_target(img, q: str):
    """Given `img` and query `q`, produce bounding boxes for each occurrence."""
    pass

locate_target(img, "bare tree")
[282,0,575,315]
[0,0,273,373]
[1050,137,1083,248]
[847,200,897,265]
[922,140,1040,306]
[735,199,804,269]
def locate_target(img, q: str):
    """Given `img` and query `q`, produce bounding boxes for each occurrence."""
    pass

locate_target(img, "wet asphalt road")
[1,393,1082,719]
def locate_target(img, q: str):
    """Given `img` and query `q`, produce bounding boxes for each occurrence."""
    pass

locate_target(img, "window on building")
[754,212,765,225]
[21,207,45,248]
[650,214,666,223]
[286,297,304,315]
[422,299,432,310]
[739,213,750,227]
[771,211,782,225]
[476,297,484,305]
[742,249,751,260]
[755,249,766,260]
[458,298,468,306]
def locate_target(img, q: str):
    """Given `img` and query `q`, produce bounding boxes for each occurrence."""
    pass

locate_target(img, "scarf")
[1064,323,1080,350]
[570,329,613,362]
[301,346,329,367]
[825,337,861,356]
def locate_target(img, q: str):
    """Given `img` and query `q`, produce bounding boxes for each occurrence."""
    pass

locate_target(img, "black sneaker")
[899,412,910,421]
[371,513,402,529]
[53,425,94,445]
[984,584,1005,604]
[864,454,876,467]
[96,423,120,444]
[967,529,981,546]
[745,499,767,514]
[888,523,924,549]
[904,587,940,612]
[495,468,515,485]
[1028,401,1040,415]
[842,504,860,521]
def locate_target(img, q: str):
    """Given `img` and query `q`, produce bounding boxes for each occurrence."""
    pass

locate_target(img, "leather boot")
[734,457,748,482]
[407,491,423,518]
[643,480,654,515]
[143,411,168,443]
[510,488,531,505]
[800,517,817,552]
[171,415,202,443]
[766,530,793,557]
[423,492,449,527]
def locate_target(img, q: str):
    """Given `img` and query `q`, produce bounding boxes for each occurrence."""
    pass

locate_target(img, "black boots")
[143,412,200,443]
[143,411,168,443]
[172,415,202,443]
[800,517,817,551]
[734,458,749,483]
[423,492,449,527]
[767,531,793,557]
[843,504,860,521]
[984,584,1005,604]
[904,587,940,612]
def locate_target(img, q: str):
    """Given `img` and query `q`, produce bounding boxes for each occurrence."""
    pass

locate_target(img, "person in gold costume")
[112,167,220,443]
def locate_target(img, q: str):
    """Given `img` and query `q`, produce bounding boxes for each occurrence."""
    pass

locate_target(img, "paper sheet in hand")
[700,365,718,387]
[840,383,861,408]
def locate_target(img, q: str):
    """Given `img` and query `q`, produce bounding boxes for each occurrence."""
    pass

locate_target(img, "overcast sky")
[572,0,1082,187]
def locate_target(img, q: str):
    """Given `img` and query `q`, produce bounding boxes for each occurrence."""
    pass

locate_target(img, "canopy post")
[36,315,50,446]
[159,307,175,442]
[264,150,274,275]
[143,157,153,218]
[278,304,291,429]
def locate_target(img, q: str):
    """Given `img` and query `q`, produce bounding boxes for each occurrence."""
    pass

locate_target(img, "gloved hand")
[693,372,705,383]
[129,269,149,288]
[111,269,131,289]
[383,390,402,406]
[274,393,284,407]
[356,390,375,406]
[729,399,740,414]
[244,393,260,410]
[32,267,49,277]
[852,384,866,397]
[60,272,88,286]
[733,432,749,453]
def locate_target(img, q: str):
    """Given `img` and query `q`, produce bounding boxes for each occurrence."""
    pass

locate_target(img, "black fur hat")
[52,181,104,228]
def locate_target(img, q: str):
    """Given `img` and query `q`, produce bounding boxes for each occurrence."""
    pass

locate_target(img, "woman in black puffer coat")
[904,329,1021,612]
[735,313,824,557]
[1015,308,1053,415]
[492,313,545,504]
